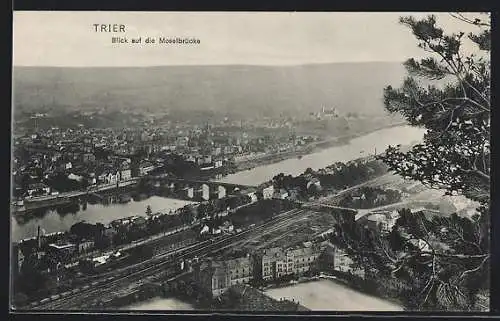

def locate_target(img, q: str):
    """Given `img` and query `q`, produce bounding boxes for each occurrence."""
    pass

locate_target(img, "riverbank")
[119,271,404,311]
[263,277,404,311]
[124,296,195,311]
[233,122,407,172]
[317,273,406,310]
[13,124,426,242]
[12,178,140,215]
[250,269,406,312]
[12,195,196,242]
[221,125,425,186]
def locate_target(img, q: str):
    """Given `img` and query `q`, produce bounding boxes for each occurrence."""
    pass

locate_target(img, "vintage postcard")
[11,11,490,313]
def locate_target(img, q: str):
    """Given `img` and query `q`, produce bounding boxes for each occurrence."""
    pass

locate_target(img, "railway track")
[25,182,369,311]
[33,225,200,291]
[30,208,307,310]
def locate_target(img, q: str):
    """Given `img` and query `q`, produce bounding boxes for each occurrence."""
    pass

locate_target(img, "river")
[220,125,425,185]
[122,279,403,311]
[9,124,428,311]
[11,125,425,242]
[265,279,404,311]
[11,196,195,242]
[122,297,195,311]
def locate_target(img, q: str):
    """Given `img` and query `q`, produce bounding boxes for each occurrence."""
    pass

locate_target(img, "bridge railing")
[142,175,257,190]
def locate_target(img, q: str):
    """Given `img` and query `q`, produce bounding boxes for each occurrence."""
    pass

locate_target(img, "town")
[12,104,398,210]
[11,122,455,311]
[11,11,491,314]
[12,108,348,205]
[12,104,487,311]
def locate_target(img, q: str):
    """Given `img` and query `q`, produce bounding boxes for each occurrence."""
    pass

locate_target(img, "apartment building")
[196,255,254,297]
[260,242,321,281]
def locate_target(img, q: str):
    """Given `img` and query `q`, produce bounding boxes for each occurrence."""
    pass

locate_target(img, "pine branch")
[448,225,483,253]
[458,168,490,183]
[419,252,489,259]
[419,276,436,308]
[420,36,490,109]
[458,254,489,281]
[449,13,490,28]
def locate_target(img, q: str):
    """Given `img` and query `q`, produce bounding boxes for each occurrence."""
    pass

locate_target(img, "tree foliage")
[338,186,402,209]
[331,208,489,310]
[334,13,490,311]
[379,13,490,204]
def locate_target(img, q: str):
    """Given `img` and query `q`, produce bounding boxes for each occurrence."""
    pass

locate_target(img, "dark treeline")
[316,160,388,189]
[338,186,401,209]
[271,159,388,201]
[327,207,489,310]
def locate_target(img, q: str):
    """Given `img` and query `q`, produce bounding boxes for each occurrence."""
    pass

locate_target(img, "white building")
[200,225,210,234]
[68,173,83,182]
[365,210,400,234]
[202,184,210,201]
[262,185,275,200]
[187,187,195,199]
[26,183,51,197]
[120,169,132,181]
[218,186,227,199]
[306,178,322,190]
[106,172,119,184]
[244,189,258,203]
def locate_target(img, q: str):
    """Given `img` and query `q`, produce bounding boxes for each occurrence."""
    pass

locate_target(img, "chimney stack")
[37,225,41,250]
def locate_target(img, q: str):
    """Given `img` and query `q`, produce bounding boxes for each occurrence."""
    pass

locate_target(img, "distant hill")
[13,62,409,118]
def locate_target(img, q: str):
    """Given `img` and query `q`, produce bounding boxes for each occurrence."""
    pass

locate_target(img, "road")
[28,207,310,310]
[13,179,140,215]
[26,178,388,311]
[147,174,257,190]
[67,224,198,270]
[293,175,394,215]
[301,202,358,213]
[16,174,254,212]
[304,173,425,221]
[315,174,394,204]
[354,200,433,221]
[23,179,140,203]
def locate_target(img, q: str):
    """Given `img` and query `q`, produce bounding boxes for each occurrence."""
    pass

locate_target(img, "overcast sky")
[13,11,485,67]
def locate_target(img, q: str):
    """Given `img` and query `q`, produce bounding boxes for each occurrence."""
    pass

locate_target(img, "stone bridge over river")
[141,174,258,201]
